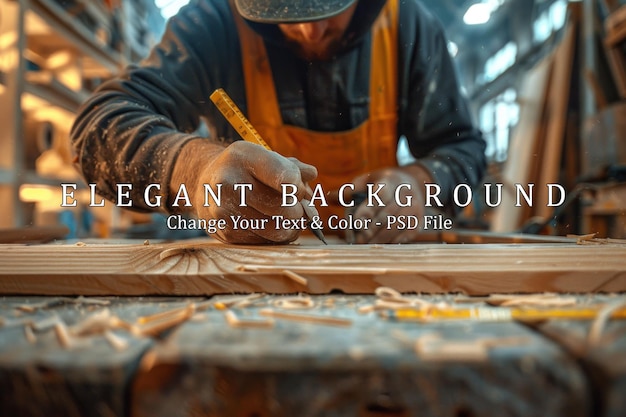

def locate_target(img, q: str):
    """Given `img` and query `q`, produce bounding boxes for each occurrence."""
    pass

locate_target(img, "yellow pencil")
[210,88,327,244]
[382,306,626,322]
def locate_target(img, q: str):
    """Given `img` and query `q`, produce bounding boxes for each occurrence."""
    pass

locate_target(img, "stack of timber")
[604,4,626,99]
[491,4,581,232]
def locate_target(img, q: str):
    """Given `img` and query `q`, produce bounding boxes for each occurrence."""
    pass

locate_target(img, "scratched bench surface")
[1,240,626,296]
[3,295,624,417]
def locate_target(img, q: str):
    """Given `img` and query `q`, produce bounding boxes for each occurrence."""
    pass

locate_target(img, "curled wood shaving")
[375,287,407,301]
[374,286,438,310]
[587,298,626,347]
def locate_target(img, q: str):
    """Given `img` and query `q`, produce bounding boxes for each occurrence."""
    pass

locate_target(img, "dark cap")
[234,0,357,23]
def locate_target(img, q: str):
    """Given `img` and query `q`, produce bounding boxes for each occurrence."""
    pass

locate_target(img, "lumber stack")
[491,4,580,232]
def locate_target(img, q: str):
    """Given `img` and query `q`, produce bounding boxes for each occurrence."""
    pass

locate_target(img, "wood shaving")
[137,305,193,325]
[190,313,208,322]
[74,296,111,306]
[273,296,315,310]
[375,286,406,301]
[24,325,36,344]
[282,269,308,286]
[70,309,113,336]
[54,322,72,348]
[374,286,437,310]
[358,305,375,314]
[224,310,274,329]
[488,293,577,307]
[192,300,213,312]
[32,315,61,331]
[374,299,433,311]
[587,298,626,347]
[104,330,128,352]
[567,233,626,245]
[75,241,87,247]
[213,293,265,310]
[16,298,72,312]
[259,309,352,327]
[135,304,196,337]
[567,233,597,243]
[322,298,336,307]
[15,297,110,313]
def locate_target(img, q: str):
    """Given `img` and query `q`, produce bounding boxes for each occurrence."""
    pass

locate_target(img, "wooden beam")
[0,241,625,296]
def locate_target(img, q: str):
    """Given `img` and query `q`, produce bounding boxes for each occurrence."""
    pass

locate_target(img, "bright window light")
[464,0,506,25]
[464,3,493,25]
[157,0,190,19]
[448,41,459,57]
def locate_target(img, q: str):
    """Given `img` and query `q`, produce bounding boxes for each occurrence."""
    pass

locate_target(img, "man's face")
[277,3,358,60]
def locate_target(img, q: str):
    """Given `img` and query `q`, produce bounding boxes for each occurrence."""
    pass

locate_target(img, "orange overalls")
[234,0,399,222]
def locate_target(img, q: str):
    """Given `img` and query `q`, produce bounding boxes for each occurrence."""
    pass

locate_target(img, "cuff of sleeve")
[416,157,455,209]
[139,126,203,213]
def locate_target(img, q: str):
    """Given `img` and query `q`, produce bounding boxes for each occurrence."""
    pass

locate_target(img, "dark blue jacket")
[71,0,486,211]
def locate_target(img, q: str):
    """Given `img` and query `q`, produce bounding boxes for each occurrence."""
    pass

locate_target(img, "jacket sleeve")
[70,2,233,212]
[399,5,487,209]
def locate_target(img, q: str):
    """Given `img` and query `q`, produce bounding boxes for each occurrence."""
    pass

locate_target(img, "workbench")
[0,238,625,417]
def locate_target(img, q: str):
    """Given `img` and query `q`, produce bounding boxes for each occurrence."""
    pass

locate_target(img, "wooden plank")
[0,225,69,243]
[535,6,580,220]
[490,52,553,232]
[1,241,626,296]
[604,47,626,99]
[131,294,590,417]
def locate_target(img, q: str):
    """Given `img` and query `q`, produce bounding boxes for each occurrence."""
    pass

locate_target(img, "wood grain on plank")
[0,241,625,296]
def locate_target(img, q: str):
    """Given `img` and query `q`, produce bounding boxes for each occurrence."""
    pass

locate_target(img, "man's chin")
[285,39,340,61]
[295,45,338,61]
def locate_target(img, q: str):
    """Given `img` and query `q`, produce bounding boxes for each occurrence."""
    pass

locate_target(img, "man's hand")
[348,165,434,244]
[171,139,317,244]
